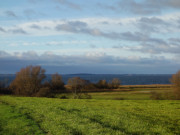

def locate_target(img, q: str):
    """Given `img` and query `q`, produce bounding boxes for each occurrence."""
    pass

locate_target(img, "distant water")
[0,74,172,85]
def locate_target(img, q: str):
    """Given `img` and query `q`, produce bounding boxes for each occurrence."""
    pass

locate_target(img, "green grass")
[90,92,150,100]
[0,102,44,135]
[0,96,180,135]
[57,87,173,100]
[89,88,173,100]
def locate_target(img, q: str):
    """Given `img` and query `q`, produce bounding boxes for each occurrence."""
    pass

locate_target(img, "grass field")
[0,96,180,135]
[58,84,174,100]
[89,87,173,100]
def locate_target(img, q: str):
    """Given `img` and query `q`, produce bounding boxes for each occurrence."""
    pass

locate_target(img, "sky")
[0,0,180,74]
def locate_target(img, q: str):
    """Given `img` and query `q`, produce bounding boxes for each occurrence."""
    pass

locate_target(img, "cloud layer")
[1,15,180,56]
[0,50,179,74]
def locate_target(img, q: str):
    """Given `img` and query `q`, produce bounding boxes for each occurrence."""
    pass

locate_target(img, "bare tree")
[170,70,180,99]
[67,77,86,98]
[109,78,121,89]
[10,65,46,96]
[96,80,108,89]
[50,73,65,92]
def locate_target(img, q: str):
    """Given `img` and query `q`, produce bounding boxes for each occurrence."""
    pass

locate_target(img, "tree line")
[0,65,180,99]
[0,65,120,98]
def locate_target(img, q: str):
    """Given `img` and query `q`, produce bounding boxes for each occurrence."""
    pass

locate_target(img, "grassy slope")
[0,102,44,135]
[0,96,180,135]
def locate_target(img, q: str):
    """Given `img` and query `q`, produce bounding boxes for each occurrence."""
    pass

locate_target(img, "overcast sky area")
[0,0,180,74]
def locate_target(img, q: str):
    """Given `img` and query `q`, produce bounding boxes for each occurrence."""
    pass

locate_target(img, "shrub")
[83,83,97,91]
[150,91,164,100]
[59,95,68,99]
[79,93,92,99]
[170,70,180,99]
[36,87,51,97]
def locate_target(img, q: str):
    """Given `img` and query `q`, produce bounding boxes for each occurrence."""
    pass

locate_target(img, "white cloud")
[1,12,179,36]
[0,14,180,58]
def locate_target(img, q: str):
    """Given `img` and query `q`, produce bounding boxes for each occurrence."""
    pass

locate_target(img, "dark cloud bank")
[0,51,179,74]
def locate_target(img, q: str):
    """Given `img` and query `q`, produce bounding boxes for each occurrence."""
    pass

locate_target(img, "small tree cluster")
[108,78,121,89]
[67,77,88,99]
[8,65,121,98]
[43,73,65,94]
[51,73,65,91]
[96,78,121,89]
[96,80,108,89]
[10,65,65,97]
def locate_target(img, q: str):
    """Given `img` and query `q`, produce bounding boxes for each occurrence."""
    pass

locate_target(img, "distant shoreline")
[0,74,172,85]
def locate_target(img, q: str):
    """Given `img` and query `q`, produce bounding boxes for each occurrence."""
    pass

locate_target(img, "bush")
[83,83,97,91]
[59,94,68,99]
[150,91,164,100]
[79,93,92,99]
[170,70,180,99]
[36,87,51,97]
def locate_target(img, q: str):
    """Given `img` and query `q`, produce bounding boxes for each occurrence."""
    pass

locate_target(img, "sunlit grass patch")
[0,96,179,135]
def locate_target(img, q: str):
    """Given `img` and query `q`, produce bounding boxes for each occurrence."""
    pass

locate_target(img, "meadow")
[89,85,173,100]
[0,95,180,135]
[59,84,173,100]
